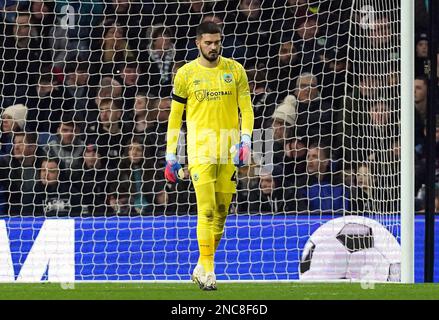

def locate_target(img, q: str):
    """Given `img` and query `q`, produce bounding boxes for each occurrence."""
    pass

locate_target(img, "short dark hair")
[309,143,330,160]
[99,98,123,111]
[14,131,38,145]
[60,120,75,128]
[65,61,89,74]
[151,26,174,40]
[107,181,132,199]
[116,60,140,74]
[196,21,222,38]
[415,75,428,86]
[61,110,76,124]
[41,157,60,167]
[38,73,56,84]
[15,11,31,20]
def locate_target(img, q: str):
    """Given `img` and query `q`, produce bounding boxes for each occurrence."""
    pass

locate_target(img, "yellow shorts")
[188,164,237,194]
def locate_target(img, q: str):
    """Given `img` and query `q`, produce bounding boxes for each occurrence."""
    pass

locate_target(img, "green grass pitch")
[0,283,439,300]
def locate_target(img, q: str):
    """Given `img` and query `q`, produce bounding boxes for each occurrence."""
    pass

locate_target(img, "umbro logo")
[193,80,201,86]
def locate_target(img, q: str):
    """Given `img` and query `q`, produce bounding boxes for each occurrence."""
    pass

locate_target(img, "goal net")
[0,0,403,282]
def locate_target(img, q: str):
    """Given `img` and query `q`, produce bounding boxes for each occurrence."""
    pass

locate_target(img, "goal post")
[400,0,415,284]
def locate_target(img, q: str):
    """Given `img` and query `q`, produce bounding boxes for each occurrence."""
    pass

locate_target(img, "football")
[299,216,401,282]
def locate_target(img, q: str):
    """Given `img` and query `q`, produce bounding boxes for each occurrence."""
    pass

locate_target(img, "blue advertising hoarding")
[0,215,435,282]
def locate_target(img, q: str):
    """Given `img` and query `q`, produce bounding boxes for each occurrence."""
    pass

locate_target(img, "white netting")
[0,0,401,281]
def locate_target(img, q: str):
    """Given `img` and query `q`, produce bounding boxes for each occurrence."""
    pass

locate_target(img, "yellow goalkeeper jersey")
[166,56,254,165]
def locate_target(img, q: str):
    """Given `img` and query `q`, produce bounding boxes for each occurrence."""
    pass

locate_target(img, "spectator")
[49,0,104,70]
[28,0,56,61]
[236,161,260,213]
[415,32,428,77]
[414,75,428,125]
[415,0,429,31]
[34,157,81,217]
[115,60,147,111]
[86,98,132,169]
[254,165,295,213]
[45,115,84,180]
[0,1,20,23]
[247,66,277,130]
[223,0,271,67]
[343,164,356,188]
[283,136,308,189]
[119,137,156,215]
[365,136,401,216]
[319,46,350,160]
[294,16,325,75]
[83,76,124,133]
[29,0,53,24]
[346,75,381,108]
[362,102,400,215]
[344,75,381,163]
[90,19,136,77]
[25,72,75,134]
[0,132,45,216]
[266,39,301,99]
[138,61,190,217]
[184,14,247,65]
[270,95,297,165]
[350,162,375,215]
[270,0,312,43]
[97,76,124,101]
[133,93,158,136]
[0,12,43,107]
[170,0,220,53]
[106,181,137,216]
[352,12,399,81]
[319,46,350,102]
[165,165,197,215]
[63,61,93,113]
[71,144,114,216]
[144,96,171,170]
[140,25,176,97]
[297,143,349,214]
[0,103,27,155]
[104,0,154,51]
[360,101,399,164]
[293,72,332,148]
[354,12,396,53]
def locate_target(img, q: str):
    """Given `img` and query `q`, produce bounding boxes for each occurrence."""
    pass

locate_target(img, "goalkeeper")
[165,21,254,291]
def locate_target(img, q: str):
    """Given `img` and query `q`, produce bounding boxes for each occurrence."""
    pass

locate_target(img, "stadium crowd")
[0,0,419,216]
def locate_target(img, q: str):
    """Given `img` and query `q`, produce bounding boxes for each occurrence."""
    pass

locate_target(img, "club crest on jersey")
[195,90,207,102]
[223,73,233,83]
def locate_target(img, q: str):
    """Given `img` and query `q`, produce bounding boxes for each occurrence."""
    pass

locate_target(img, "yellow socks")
[197,218,215,273]
[212,192,233,253]
[195,185,233,274]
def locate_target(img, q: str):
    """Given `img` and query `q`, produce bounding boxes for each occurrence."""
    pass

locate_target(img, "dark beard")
[201,49,219,62]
